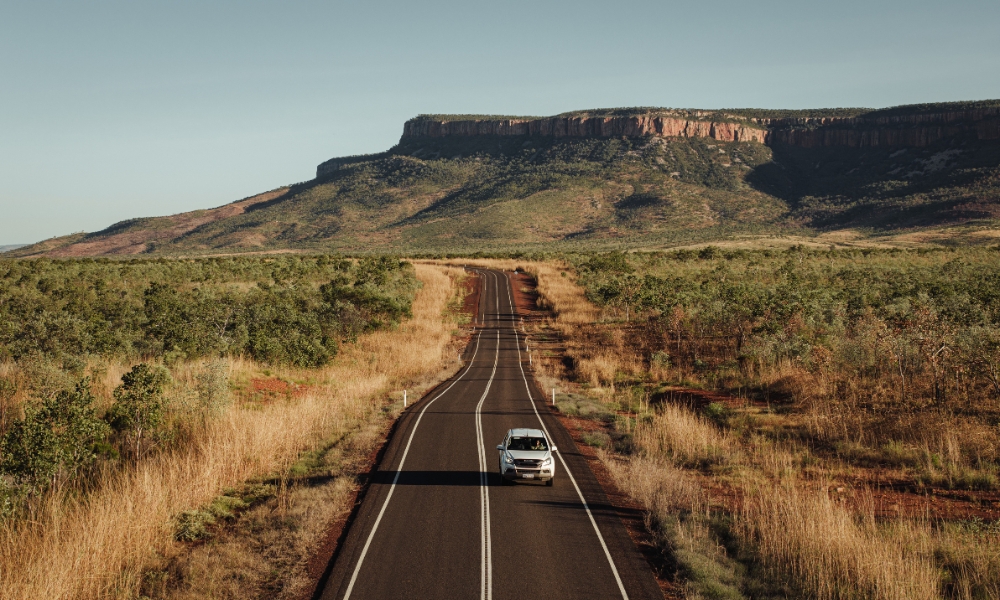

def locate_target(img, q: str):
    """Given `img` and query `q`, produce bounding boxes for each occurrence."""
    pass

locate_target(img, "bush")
[195,360,231,416]
[650,351,671,368]
[704,402,730,425]
[0,378,109,492]
[173,509,216,542]
[106,364,170,459]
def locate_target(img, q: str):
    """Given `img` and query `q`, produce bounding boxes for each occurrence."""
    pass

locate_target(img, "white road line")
[475,329,499,600]
[501,271,630,600]
[473,269,502,600]
[341,327,485,600]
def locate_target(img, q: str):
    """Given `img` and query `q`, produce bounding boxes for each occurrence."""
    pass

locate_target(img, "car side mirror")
[551,446,558,452]
[496,444,504,451]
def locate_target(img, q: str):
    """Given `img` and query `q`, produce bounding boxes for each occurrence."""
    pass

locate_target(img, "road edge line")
[501,270,631,600]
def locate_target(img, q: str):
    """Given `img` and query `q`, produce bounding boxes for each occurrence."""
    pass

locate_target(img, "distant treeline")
[0,255,419,367]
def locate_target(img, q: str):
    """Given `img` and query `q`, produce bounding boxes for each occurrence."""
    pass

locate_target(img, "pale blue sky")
[2,0,999,244]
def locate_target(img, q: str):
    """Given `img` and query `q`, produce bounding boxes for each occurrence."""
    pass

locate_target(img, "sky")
[2,0,999,245]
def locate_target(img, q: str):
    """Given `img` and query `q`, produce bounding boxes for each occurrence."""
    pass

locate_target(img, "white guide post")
[552,388,556,405]
[404,389,407,408]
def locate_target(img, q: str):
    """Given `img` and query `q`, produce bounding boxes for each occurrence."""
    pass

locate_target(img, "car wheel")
[546,478,553,486]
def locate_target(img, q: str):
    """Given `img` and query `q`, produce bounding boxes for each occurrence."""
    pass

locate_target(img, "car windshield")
[507,436,548,451]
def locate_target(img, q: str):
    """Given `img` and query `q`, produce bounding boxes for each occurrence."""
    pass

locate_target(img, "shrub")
[195,360,231,416]
[0,378,109,493]
[704,402,730,425]
[106,364,170,459]
[173,509,216,542]
[650,351,671,368]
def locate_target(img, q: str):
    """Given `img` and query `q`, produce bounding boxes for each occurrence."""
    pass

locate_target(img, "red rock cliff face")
[401,107,1000,149]
[402,115,768,143]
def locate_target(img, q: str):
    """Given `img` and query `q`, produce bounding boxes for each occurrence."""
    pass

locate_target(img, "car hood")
[507,450,550,460]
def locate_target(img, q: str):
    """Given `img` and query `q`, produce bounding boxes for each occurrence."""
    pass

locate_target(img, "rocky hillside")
[9,100,1000,257]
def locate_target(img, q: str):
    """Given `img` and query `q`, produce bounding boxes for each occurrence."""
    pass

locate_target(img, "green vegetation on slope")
[192,133,999,253]
[79,135,794,254]
[753,139,1000,231]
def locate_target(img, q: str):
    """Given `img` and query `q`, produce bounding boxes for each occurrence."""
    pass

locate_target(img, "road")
[318,269,662,600]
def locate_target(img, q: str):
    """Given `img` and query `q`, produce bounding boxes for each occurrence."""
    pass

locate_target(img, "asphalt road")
[318,269,663,600]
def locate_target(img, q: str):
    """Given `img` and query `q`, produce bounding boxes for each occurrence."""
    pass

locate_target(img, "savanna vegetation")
[491,249,1000,600]
[0,255,417,368]
[0,255,470,599]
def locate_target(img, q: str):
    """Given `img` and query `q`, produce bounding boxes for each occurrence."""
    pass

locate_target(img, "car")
[496,428,557,485]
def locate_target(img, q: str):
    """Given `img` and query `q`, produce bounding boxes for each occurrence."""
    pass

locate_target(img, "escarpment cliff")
[400,103,1000,150]
[759,107,1000,148]
[401,114,768,144]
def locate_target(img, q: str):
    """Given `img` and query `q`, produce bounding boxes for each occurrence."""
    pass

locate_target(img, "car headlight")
[504,453,515,464]
[542,457,552,466]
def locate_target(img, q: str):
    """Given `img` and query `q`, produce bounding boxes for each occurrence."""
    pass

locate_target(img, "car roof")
[508,428,546,438]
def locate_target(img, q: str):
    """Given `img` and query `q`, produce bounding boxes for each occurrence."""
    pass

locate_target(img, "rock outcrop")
[400,105,1000,149]
[402,115,767,143]
[759,108,1000,148]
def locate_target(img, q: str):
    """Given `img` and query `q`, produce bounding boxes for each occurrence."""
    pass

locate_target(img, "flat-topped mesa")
[400,104,1000,149]
[402,114,767,143]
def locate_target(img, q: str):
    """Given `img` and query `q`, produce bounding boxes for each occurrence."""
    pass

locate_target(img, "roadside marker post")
[552,388,556,406]
[404,390,407,408]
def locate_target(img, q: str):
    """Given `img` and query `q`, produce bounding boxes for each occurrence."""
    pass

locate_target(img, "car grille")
[514,459,541,467]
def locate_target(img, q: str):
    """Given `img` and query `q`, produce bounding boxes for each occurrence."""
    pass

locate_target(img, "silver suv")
[496,428,557,485]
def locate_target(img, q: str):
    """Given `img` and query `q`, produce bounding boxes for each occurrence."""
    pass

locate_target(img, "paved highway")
[318,269,662,600]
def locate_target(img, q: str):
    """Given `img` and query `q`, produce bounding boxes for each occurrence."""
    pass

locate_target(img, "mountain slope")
[10,101,1000,257]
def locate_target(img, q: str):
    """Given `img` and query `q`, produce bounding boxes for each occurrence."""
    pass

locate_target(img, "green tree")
[0,379,110,492]
[106,363,170,459]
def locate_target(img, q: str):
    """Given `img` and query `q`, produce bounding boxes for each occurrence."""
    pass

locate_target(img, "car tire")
[546,479,553,487]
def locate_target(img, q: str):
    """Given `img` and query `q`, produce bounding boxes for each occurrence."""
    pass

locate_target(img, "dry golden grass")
[633,403,736,469]
[619,402,945,599]
[0,263,465,600]
[930,524,1000,600]
[529,263,598,325]
[418,258,597,324]
[149,409,389,599]
[604,453,705,525]
[739,485,939,600]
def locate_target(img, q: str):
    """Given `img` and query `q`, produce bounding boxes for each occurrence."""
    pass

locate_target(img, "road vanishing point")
[318,269,663,600]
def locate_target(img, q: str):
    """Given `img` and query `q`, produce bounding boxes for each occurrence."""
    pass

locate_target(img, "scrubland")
[503,249,1000,600]
[0,257,469,599]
